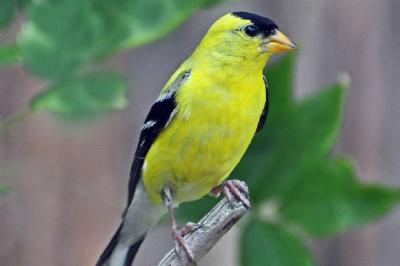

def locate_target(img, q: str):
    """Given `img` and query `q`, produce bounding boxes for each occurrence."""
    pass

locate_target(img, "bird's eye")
[244,25,259,37]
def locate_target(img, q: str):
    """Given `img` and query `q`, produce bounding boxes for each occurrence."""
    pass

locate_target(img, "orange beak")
[261,30,297,53]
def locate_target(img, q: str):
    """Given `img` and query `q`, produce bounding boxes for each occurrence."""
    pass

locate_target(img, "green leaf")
[30,72,127,117]
[235,82,346,203]
[0,0,16,29]
[280,158,400,236]
[19,0,102,79]
[231,54,400,241]
[265,53,297,116]
[19,0,226,78]
[0,43,20,65]
[241,219,313,266]
[295,83,345,152]
[91,0,226,55]
[16,0,30,9]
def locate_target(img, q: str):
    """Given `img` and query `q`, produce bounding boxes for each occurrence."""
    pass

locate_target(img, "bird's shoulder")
[126,69,191,205]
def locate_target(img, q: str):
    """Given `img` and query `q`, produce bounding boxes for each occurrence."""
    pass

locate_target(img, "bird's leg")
[210,179,251,209]
[161,187,195,263]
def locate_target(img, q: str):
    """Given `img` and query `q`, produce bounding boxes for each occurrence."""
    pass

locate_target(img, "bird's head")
[193,12,296,70]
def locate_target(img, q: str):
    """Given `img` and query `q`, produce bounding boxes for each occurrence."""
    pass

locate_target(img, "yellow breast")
[143,69,266,204]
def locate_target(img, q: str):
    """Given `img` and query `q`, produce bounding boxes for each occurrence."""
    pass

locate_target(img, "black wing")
[256,75,269,133]
[126,70,191,207]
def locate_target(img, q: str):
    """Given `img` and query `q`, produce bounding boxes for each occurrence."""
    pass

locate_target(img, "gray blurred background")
[1,0,400,265]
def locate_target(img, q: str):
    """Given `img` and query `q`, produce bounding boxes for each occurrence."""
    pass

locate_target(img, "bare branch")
[158,194,250,266]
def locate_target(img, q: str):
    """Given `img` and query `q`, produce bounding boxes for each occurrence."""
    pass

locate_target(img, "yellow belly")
[143,74,265,204]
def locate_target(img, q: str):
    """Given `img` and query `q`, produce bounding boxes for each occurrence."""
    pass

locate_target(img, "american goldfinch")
[96,11,296,266]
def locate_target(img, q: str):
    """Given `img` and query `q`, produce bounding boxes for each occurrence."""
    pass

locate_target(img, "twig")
[158,194,250,266]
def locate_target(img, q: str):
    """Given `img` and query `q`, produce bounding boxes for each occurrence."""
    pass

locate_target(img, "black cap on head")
[232,11,278,36]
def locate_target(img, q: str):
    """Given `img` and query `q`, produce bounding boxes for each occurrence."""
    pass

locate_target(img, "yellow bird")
[96,11,296,266]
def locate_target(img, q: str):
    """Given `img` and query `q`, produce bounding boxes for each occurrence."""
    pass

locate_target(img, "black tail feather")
[96,224,123,266]
[124,238,145,266]
[96,223,145,266]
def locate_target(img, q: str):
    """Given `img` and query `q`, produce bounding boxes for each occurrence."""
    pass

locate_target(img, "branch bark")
[158,194,250,266]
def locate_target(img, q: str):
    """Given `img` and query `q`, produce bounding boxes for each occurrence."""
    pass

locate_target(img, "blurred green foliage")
[0,0,16,29]
[31,72,127,118]
[178,54,400,266]
[0,0,224,126]
[1,2,400,265]
[0,185,9,195]
[241,220,313,266]
[0,43,20,65]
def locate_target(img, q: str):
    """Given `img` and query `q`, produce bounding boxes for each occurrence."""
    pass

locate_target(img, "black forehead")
[232,12,278,32]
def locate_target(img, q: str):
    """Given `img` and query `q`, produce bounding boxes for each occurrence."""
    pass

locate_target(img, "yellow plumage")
[143,14,271,203]
[97,12,296,266]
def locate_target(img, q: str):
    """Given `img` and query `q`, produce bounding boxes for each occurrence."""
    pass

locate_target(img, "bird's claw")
[178,222,200,237]
[172,226,195,263]
[211,179,251,209]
